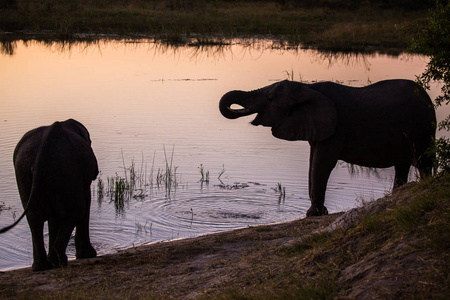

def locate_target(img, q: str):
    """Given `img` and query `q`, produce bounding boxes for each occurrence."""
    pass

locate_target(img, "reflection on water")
[0,38,447,271]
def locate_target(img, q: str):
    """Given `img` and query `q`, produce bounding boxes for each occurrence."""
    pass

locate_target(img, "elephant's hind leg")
[28,217,52,271]
[393,163,410,189]
[47,221,74,268]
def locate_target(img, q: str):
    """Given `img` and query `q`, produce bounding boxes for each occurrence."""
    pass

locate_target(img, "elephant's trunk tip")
[219,90,254,119]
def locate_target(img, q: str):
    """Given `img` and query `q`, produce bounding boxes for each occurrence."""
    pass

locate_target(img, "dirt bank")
[0,174,449,299]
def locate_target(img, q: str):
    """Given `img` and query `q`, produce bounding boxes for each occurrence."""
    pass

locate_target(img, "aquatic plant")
[273,182,286,202]
[135,221,152,235]
[155,145,178,197]
[0,201,10,212]
[199,164,210,183]
[100,145,180,214]
[96,175,104,201]
[218,164,226,182]
[109,175,129,214]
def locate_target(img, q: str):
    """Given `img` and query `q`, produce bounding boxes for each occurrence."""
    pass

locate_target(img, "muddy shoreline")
[0,214,341,298]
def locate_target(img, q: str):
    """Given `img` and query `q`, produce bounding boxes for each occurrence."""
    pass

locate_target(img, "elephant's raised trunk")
[219,90,255,119]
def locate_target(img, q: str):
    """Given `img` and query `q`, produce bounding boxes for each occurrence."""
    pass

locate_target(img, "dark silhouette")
[0,119,98,271]
[219,80,436,216]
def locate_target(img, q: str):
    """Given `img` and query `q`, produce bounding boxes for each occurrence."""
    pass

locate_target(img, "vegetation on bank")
[410,0,450,171]
[214,173,450,299]
[0,0,435,53]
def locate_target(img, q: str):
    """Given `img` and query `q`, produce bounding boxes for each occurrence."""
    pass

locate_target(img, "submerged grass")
[198,164,209,184]
[0,0,431,53]
[96,145,181,214]
[0,202,10,212]
[273,182,286,203]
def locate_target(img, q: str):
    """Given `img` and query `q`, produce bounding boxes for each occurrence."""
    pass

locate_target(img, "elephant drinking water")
[219,80,436,216]
[0,119,99,271]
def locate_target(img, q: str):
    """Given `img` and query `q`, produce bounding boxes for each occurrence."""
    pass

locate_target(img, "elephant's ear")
[272,85,337,142]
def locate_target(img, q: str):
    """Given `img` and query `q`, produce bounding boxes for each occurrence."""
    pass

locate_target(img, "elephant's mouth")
[250,113,263,126]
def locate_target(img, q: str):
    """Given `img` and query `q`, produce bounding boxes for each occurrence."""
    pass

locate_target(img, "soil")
[0,181,448,299]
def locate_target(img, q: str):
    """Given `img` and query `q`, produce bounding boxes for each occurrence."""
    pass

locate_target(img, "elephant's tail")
[0,203,29,233]
[1,122,62,234]
[0,178,40,234]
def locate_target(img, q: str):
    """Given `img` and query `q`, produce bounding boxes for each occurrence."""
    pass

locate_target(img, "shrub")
[411,0,450,172]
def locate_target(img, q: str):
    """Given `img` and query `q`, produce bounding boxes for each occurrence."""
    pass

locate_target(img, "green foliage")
[411,0,450,172]
[436,135,450,172]
[411,0,450,106]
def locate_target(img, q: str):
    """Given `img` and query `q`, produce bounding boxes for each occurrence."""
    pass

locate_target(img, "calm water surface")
[0,39,447,271]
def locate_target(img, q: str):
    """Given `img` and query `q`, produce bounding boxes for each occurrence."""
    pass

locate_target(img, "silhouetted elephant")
[219,80,436,216]
[0,119,98,271]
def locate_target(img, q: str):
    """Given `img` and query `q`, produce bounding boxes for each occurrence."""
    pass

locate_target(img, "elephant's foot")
[306,205,328,217]
[48,252,68,269]
[76,245,97,259]
[32,259,53,272]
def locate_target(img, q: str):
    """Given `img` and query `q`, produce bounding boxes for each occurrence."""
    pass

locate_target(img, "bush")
[411,0,450,172]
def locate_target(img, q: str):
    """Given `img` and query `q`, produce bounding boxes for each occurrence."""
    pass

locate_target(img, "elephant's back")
[331,79,436,167]
[13,126,48,174]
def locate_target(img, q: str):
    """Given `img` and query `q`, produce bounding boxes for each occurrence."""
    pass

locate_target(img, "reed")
[100,145,180,214]
[198,164,209,184]
[96,175,104,201]
[218,164,226,182]
[273,182,286,202]
[156,145,178,197]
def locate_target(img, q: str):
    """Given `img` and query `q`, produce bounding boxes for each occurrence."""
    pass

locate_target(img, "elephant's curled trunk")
[219,90,255,119]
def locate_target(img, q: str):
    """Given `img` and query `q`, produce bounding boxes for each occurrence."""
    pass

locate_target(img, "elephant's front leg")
[306,144,338,217]
[47,220,74,268]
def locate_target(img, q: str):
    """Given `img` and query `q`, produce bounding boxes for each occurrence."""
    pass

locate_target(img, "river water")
[0,39,447,271]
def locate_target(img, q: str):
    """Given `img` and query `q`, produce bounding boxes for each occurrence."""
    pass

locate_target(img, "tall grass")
[157,145,178,197]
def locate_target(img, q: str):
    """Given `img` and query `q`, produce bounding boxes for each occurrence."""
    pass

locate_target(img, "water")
[0,39,447,271]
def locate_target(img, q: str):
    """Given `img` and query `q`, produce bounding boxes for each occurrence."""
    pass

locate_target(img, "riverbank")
[0,1,431,54]
[1,173,448,299]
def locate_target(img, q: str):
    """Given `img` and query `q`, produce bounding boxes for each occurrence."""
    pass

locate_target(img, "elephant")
[0,119,98,271]
[219,79,436,216]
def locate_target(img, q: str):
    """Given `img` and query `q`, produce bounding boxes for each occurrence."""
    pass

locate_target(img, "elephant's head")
[219,80,338,142]
[63,119,92,144]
